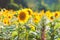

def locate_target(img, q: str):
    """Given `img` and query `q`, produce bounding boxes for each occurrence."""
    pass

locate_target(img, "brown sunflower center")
[4,22,6,24]
[19,12,26,20]
[28,10,31,15]
[50,16,53,20]
[8,16,11,18]
[34,18,37,20]
[55,13,58,17]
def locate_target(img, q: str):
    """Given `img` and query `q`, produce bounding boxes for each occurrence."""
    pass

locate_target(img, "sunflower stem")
[26,33,28,40]
[0,28,4,40]
[17,30,19,40]
[50,22,55,40]
[18,23,20,40]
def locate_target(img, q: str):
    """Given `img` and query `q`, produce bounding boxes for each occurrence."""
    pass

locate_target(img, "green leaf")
[11,31,18,37]
[56,38,60,40]
[54,23,60,30]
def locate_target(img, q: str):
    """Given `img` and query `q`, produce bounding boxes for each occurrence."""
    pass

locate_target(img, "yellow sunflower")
[33,12,41,23]
[39,10,44,16]
[39,10,45,20]
[23,8,33,16]
[7,13,13,19]
[2,10,8,17]
[53,11,60,18]
[5,10,16,20]
[45,11,54,21]
[8,10,16,15]
[33,17,40,23]
[3,18,11,25]
[18,10,30,24]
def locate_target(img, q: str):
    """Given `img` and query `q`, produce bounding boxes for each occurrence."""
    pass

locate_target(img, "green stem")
[51,27,54,40]
[26,33,28,40]
[18,23,20,40]
[0,28,4,40]
[50,22,55,40]
[18,26,20,40]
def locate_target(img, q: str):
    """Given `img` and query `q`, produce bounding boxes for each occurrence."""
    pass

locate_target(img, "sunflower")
[23,8,33,16]
[33,17,40,23]
[2,10,8,17]
[45,11,54,21]
[3,18,11,25]
[33,12,41,23]
[53,11,60,18]
[8,10,16,15]
[39,10,44,20]
[39,10,44,16]
[7,13,13,20]
[18,10,30,24]
[6,10,16,20]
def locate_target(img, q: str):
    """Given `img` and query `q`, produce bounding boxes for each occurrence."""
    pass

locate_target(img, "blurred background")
[0,0,60,11]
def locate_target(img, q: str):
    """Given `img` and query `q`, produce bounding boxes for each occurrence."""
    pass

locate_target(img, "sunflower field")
[0,8,60,40]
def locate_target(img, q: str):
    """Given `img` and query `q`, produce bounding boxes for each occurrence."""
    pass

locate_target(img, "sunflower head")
[2,10,9,17]
[7,13,13,19]
[18,10,30,24]
[23,8,33,16]
[33,12,41,23]
[3,18,11,25]
[50,16,54,21]
[54,11,60,18]
[8,10,16,15]
[39,10,44,16]
[19,12,26,20]
[55,13,58,17]
[45,10,51,17]
[33,18,38,23]
[45,11,54,21]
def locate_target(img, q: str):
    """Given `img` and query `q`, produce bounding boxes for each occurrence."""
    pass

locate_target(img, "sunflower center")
[28,10,31,15]
[19,12,26,20]
[34,18,37,20]
[8,16,11,18]
[55,13,58,17]
[50,16,53,20]
[4,22,6,24]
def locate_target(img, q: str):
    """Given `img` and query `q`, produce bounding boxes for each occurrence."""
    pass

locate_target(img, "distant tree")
[14,0,28,8]
[0,0,18,10]
[0,0,10,9]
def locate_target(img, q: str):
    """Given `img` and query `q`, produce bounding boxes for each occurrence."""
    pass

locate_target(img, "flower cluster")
[0,8,60,40]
